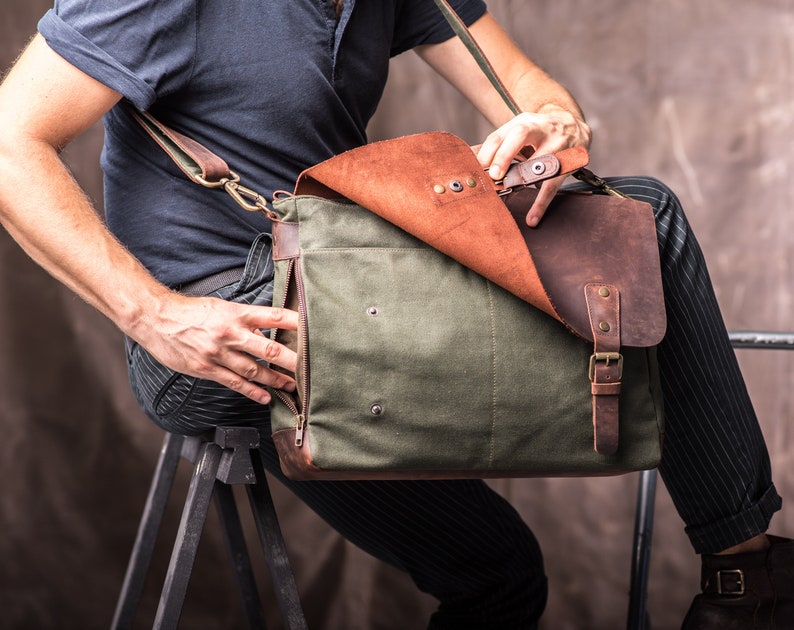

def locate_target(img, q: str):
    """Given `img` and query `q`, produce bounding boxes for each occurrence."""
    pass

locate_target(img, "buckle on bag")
[716,569,745,596]
[588,352,623,381]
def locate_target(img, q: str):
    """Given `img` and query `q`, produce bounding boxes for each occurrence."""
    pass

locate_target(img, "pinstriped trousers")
[126,177,781,628]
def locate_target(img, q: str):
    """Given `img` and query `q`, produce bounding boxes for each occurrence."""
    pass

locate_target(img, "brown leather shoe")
[681,535,794,629]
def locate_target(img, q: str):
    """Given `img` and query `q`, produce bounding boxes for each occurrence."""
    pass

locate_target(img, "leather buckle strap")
[497,154,560,195]
[496,146,590,195]
[588,352,623,382]
[705,569,746,596]
[584,283,622,455]
[718,570,746,596]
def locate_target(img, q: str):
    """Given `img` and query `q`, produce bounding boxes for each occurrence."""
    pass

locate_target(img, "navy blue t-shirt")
[38,0,487,287]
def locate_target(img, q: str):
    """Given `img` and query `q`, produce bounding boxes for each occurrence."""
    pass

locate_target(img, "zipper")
[294,255,311,443]
[272,256,311,447]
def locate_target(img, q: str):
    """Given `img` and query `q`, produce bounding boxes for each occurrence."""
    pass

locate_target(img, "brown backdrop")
[2,2,792,629]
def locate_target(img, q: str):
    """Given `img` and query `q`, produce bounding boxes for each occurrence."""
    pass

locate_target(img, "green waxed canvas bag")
[266,132,667,480]
[268,191,665,480]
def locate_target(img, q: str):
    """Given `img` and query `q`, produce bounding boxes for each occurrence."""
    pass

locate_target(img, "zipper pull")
[295,415,305,447]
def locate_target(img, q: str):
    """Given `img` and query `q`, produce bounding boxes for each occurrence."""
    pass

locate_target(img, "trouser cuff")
[685,484,782,555]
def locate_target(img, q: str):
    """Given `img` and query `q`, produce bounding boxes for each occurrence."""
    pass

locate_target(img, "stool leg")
[627,468,658,630]
[112,432,184,630]
[214,482,268,629]
[247,451,308,630]
[153,441,222,630]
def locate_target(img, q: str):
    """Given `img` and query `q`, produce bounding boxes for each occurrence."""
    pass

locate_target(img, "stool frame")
[111,426,307,630]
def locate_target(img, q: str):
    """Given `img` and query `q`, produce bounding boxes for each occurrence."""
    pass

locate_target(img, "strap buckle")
[716,569,745,596]
[588,352,623,382]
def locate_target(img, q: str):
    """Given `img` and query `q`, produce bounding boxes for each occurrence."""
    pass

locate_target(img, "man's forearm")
[0,137,171,339]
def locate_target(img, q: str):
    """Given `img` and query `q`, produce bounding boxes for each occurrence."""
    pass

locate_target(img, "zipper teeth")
[274,390,299,417]
[294,257,310,415]
[273,259,302,422]
[274,256,310,447]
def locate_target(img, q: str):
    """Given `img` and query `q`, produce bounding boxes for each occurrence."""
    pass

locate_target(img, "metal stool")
[112,426,307,630]
[626,330,794,630]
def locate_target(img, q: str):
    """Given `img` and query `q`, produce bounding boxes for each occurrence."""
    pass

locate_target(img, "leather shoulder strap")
[128,106,275,217]
[432,0,521,116]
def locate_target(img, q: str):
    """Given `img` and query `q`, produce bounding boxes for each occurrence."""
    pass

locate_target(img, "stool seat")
[112,426,307,630]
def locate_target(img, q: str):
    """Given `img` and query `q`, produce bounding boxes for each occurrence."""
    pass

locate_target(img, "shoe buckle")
[716,569,745,596]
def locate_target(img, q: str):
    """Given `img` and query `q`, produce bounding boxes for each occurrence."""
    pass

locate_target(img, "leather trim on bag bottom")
[271,428,661,481]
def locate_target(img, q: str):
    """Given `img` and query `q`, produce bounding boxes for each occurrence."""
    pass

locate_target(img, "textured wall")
[1,2,792,629]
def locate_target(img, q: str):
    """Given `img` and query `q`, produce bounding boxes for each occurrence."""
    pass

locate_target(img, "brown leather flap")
[504,188,666,347]
[294,132,665,346]
[295,132,560,320]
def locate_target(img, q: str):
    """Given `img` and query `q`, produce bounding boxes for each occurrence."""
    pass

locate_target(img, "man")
[0,1,790,627]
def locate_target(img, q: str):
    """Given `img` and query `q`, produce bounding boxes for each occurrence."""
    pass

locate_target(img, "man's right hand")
[133,294,299,405]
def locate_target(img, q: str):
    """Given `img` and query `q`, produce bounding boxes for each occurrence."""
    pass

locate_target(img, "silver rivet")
[370,404,383,416]
[449,180,464,192]
[366,307,379,316]
[599,287,610,298]
[531,161,546,175]
[433,184,446,194]
[599,321,611,332]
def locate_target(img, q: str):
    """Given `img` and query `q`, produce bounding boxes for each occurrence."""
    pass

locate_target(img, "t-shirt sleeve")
[391,0,487,56]
[37,0,198,110]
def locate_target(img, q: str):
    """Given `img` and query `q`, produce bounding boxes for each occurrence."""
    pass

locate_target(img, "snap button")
[599,321,611,332]
[531,161,546,175]
[599,287,611,298]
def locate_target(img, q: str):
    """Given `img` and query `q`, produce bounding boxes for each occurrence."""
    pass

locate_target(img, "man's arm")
[416,12,591,226]
[0,35,297,403]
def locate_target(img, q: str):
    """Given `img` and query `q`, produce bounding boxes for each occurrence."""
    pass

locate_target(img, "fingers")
[477,108,591,227]
[144,296,301,405]
[526,177,565,227]
[478,108,590,174]
[208,337,297,405]
[217,305,299,402]
[476,118,536,181]
[249,304,299,332]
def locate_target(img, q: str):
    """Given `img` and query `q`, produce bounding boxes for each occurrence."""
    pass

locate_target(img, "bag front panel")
[269,196,664,478]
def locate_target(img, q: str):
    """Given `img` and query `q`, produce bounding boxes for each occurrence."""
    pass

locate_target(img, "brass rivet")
[599,287,610,297]
[466,177,477,188]
[599,321,611,332]
[433,184,446,194]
